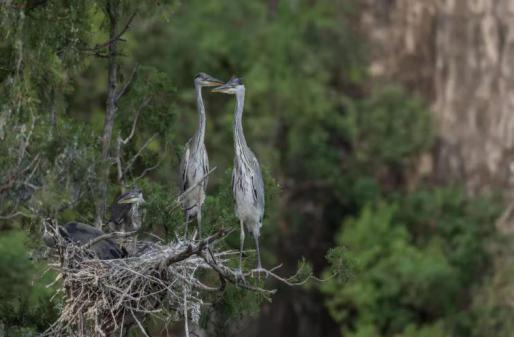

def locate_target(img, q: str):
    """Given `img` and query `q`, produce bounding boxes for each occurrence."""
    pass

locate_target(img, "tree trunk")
[96,0,119,227]
[362,0,514,200]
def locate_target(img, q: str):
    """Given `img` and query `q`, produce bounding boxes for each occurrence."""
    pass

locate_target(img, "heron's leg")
[253,233,262,270]
[184,212,189,240]
[200,210,217,264]
[184,291,189,337]
[239,219,245,272]
[197,211,202,239]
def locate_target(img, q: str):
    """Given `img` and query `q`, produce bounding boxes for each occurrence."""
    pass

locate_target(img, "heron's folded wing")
[179,140,192,192]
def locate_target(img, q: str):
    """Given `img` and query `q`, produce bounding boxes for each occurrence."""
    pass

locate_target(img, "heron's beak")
[118,193,143,204]
[211,83,233,93]
[204,76,224,87]
[118,197,139,204]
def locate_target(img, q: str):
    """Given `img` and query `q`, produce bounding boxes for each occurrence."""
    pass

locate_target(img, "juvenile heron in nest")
[179,73,224,239]
[43,219,126,260]
[212,77,265,271]
[108,188,145,232]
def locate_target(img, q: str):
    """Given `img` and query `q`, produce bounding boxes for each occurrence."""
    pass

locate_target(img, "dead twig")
[122,133,158,177]
[116,65,139,101]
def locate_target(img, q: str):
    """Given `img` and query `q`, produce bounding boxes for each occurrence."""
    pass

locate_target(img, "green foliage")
[216,285,264,321]
[117,65,177,139]
[395,323,452,337]
[137,178,181,237]
[344,88,434,167]
[0,231,58,335]
[322,190,501,337]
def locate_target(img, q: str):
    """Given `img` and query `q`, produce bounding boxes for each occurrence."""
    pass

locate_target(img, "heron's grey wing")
[231,165,236,193]
[179,140,192,192]
[251,170,265,211]
[249,153,265,211]
[62,222,124,259]
[201,145,209,189]
[63,222,104,242]
[232,157,241,195]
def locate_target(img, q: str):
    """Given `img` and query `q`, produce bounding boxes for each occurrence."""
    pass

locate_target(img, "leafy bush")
[0,231,58,336]
[322,190,501,337]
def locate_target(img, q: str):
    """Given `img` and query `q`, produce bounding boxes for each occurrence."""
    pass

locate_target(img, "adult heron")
[179,73,224,238]
[43,219,126,260]
[108,188,145,232]
[212,77,265,271]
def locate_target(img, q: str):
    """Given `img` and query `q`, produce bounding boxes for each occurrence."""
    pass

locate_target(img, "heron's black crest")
[228,76,243,85]
[194,72,208,79]
[195,72,224,85]
[116,188,142,203]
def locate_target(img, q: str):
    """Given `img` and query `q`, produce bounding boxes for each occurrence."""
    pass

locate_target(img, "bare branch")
[245,266,318,286]
[122,98,151,145]
[161,229,231,267]
[0,153,40,196]
[116,135,124,185]
[116,65,139,101]
[123,133,158,176]
[23,153,41,183]
[80,12,137,54]
[0,210,34,220]
[131,310,150,337]
[115,97,152,185]
[133,158,162,182]
[17,115,36,165]
[198,252,276,295]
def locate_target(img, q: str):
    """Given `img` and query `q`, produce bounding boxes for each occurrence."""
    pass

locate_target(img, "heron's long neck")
[193,84,206,148]
[233,89,248,153]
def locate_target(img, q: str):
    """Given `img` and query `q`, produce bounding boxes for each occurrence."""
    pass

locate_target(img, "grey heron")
[179,72,224,238]
[108,188,145,232]
[43,220,127,260]
[212,77,265,271]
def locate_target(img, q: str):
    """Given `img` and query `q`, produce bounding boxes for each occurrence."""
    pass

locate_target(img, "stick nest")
[42,222,307,337]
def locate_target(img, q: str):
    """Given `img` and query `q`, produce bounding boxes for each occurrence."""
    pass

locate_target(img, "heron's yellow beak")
[204,78,225,87]
[118,197,139,204]
[211,83,233,93]
[118,194,144,204]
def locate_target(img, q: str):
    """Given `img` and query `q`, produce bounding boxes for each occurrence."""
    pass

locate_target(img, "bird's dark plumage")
[109,188,144,232]
[61,222,126,259]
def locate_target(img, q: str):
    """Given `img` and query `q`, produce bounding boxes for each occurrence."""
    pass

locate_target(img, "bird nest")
[42,222,308,337]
